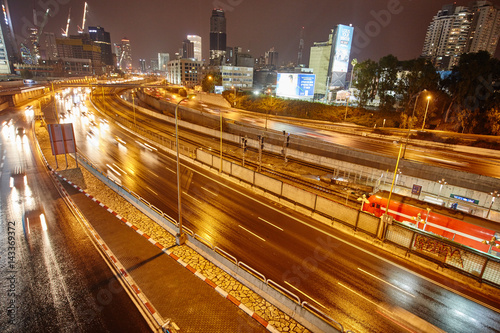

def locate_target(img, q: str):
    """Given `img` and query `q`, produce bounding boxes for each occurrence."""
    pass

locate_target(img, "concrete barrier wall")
[316,197,358,227]
[231,163,255,184]
[254,173,282,195]
[282,183,316,209]
[197,149,213,166]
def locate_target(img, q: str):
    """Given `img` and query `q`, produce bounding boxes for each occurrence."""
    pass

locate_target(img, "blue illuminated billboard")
[331,24,354,73]
[276,73,316,99]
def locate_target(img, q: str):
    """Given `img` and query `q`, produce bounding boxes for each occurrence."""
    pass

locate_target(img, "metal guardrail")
[238,262,266,282]
[267,279,301,305]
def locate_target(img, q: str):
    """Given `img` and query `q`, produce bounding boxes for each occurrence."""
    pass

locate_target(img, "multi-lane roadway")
[58,89,500,332]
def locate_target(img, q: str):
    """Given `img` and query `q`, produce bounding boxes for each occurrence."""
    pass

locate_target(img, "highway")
[58,89,500,332]
[0,107,151,332]
[139,88,500,179]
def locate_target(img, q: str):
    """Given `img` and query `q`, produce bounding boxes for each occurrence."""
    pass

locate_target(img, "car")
[10,166,27,188]
[16,127,25,136]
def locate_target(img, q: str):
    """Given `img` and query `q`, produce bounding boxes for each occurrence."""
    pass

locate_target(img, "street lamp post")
[487,190,499,219]
[231,85,236,107]
[436,178,447,203]
[219,109,223,173]
[131,92,136,128]
[403,89,426,158]
[421,95,431,130]
[174,95,194,245]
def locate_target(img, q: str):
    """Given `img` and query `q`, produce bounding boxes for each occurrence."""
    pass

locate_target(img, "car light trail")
[357,268,415,298]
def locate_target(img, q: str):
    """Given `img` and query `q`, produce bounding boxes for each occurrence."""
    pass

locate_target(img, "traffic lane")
[89,94,500,328]
[0,125,151,332]
[174,164,500,332]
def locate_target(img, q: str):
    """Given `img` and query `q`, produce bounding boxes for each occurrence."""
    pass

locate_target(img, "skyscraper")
[187,35,202,61]
[421,1,500,70]
[467,1,500,55]
[119,37,132,71]
[421,4,472,70]
[309,30,333,98]
[89,26,113,67]
[182,39,194,59]
[0,0,18,72]
[0,22,10,73]
[41,32,58,61]
[158,53,169,72]
[265,47,279,69]
[209,9,226,65]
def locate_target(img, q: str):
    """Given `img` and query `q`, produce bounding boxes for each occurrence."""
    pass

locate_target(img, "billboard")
[331,24,354,73]
[276,73,316,99]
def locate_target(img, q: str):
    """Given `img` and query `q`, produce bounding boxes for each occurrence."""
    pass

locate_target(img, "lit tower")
[209,8,226,65]
[187,35,202,61]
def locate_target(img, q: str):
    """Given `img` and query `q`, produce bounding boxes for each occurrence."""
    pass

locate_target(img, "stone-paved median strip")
[36,123,311,333]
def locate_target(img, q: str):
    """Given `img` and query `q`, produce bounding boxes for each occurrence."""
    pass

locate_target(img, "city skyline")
[8,0,500,67]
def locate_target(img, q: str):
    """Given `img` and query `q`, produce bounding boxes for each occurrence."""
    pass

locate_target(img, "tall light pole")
[131,91,136,128]
[219,109,223,173]
[403,89,426,159]
[345,58,357,121]
[436,178,447,203]
[487,190,499,219]
[174,95,194,245]
[421,95,431,130]
[231,85,236,107]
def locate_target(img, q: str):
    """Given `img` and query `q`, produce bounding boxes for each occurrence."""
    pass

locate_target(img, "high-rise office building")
[41,32,58,61]
[309,30,333,97]
[422,2,500,70]
[89,26,113,67]
[56,34,102,75]
[265,47,279,68]
[210,9,227,65]
[139,59,146,73]
[158,53,169,72]
[187,35,202,61]
[0,22,10,73]
[113,43,122,67]
[119,38,132,71]
[182,39,194,59]
[467,1,500,55]
[0,0,17,72]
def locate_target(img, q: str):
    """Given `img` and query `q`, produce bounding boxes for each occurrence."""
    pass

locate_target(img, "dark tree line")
[354,51,500,135]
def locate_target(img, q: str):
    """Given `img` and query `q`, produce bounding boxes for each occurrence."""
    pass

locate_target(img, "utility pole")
[258,135,264,172]
[241,136,247,167]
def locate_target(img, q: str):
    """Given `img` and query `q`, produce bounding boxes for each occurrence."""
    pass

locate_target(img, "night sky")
[8,0,500,66]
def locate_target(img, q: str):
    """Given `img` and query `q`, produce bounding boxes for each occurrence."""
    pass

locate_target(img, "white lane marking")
[202,187,218,196]
[357,268,415,298]
[338,282,382,309]
[146,186,158,196]
[238,225,266,242]
[165,167,175,173]
[285,281,327,309]
[183,192,202,204]
[258,217,284,231]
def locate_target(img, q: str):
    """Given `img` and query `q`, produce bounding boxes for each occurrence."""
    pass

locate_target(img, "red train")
[363,191,500,254]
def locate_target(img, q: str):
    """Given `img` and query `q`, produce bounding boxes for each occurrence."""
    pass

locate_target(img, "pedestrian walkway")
[59,178,268,332]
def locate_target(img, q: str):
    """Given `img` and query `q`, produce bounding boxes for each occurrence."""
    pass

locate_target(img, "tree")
[441,51,500,134]
[397,58,439,113]
[377,55,399,111]
[201,72,221,92]
[354,59,378,107]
